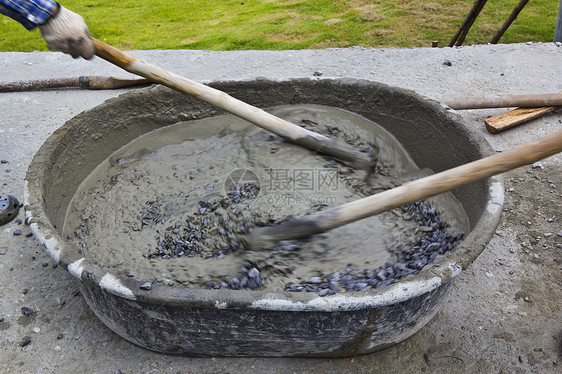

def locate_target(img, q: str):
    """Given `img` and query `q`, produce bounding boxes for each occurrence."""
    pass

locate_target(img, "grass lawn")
[0,0,559,51]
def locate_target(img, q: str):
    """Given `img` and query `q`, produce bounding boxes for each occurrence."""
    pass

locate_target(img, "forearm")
[0,0,58,30]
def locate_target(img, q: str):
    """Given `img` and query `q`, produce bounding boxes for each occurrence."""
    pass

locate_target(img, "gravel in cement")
[63,105,468,294]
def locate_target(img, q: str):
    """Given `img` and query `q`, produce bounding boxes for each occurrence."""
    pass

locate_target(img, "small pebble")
[57,333,64,339]
[15,218,22,224]
[0,250,6,255]
[139,282,152,291]
[20,336,31,347]
[204,184,214,191]
[308,277,323,284]
[33,327,40,333]
[247,268,260,279]
[42,263,49,267]
[25,232,33,237]
[318,289,334,297]
[21,307,34,316]
[443,60,452,66]
[557,230,562,237]
[22,288,28,294]
[485,271,494,278]
[532,162,544,169]
[54,345,61,352]
[0,317,4,323]
[13,229,22,236]
[0,159,7,164]
[544,233,552,238]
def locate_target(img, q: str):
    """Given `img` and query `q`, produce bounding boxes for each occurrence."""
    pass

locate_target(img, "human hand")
[39,5,94,59]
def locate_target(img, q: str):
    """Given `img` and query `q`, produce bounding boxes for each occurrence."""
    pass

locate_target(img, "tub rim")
[23,77,504,313]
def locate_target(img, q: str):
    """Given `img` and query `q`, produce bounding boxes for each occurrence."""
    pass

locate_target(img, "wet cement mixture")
[63,104,469,294]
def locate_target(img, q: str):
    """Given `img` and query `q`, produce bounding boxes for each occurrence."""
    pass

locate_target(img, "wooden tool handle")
[443,92,562,110]
[249,129,562,247]
[0,76,148,92]
[92,38,373,171]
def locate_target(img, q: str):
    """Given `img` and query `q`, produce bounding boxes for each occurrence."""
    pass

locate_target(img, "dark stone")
[21,307,33,316]
[20,336,31,347]
[318,289,335,296]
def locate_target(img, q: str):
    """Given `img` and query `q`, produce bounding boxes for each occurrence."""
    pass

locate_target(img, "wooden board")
[485,106,560,133]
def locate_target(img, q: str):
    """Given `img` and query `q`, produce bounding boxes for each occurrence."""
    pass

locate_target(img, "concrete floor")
[0,43,560,373]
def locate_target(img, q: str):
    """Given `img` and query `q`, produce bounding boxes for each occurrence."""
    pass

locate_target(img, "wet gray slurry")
[63,105,468,293]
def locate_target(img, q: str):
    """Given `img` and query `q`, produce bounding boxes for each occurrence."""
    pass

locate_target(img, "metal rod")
[554,0,562,42]
[490,0,530,44]
[449,0,487,47]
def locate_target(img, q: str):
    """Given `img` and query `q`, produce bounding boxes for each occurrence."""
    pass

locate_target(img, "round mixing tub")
[24,79,503,357]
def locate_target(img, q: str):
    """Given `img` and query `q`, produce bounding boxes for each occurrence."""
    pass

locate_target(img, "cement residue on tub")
[63,105,469,293]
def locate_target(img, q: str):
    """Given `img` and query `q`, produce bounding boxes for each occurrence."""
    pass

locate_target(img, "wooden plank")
[485,106,560,133]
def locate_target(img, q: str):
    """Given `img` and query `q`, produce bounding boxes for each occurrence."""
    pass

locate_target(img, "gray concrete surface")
[0,42,561,373]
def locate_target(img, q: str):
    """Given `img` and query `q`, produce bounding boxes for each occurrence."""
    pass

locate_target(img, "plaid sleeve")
[0,0,58,30]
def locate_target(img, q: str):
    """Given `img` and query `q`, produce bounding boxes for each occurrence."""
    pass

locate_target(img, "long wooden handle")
[92,38,373,171]
[0,76,148,92]
[443,92,562,110]
[249,129,562,248]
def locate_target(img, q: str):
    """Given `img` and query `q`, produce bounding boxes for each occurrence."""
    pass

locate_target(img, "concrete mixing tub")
[24,79,503,357]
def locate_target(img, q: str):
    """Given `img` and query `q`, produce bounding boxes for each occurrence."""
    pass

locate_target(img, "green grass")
[0,0,559,51]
